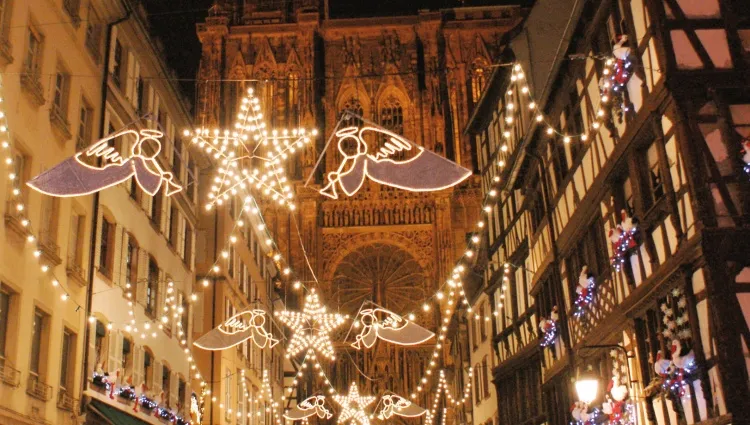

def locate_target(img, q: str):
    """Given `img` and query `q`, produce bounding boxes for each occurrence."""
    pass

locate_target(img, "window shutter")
[133,345,144,388]
[114,333,123,376]
[153,360,163,396]
[132,60,141,109]
[158,275,167,322]
[87,322,97,378]
[170,372,179,408]
[126,51,135,102]
[137,251,149,304]
[107,330,119,373]
[108,27,118,73]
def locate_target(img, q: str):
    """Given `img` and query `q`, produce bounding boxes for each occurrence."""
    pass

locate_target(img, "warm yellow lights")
[275,289,347,360]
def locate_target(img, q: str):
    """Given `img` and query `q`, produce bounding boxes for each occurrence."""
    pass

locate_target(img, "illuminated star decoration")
[334,382,376,425]
[186,86,317,211]
[275,289,347,360]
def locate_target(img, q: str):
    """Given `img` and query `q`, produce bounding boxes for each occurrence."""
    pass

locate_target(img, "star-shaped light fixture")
[334,382,376,425]
[275,289,347,360]
[186,86,317,212]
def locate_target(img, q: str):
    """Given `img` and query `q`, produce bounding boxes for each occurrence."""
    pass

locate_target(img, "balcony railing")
[57,389,77,411]
[39,231,62,267]
[20,67,45,107]
[0,361,21,387]
[567,273,632,348]
[27,374,53,401]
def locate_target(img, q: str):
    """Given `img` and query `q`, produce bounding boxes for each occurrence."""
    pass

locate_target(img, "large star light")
[186,86,317,211]
[334,382,376,425]
[275,289,347,360]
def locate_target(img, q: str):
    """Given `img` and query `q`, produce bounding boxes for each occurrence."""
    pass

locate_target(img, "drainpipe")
[80,2,132,414]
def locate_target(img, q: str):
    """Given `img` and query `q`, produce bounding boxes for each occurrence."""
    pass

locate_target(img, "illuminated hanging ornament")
[609,210,639,273]
[186,86,316,211]
[27,129,182,197]
[334,382,376,425]
[573,266,596,319]
[320,125,471,199]
[193,309,279,351]
[376,394,427,420]
[539,306,559,347]
[741,137,750,175]
[283,395,333,421]
[351,308,434,349]
[275,289,347,360]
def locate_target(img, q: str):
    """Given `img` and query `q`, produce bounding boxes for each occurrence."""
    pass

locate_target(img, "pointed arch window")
[471,65,486,104]
[340,97,363,128]
[379,95,406,161]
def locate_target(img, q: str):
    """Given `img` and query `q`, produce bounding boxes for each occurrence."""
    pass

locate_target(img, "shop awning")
[87,400,151,425]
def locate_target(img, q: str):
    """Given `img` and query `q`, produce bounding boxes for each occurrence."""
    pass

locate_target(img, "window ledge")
[67,261,88,287]
[0,37,12,66]
[0,362,21,387]
[40,235,62,267]
[27,374,53,401]
[4,205,30,243]
[50,107,73,142]
[57,389,77,411]
[20,72,46,107]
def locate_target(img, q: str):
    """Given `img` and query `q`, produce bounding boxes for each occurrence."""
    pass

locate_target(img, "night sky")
[141,0,527,103]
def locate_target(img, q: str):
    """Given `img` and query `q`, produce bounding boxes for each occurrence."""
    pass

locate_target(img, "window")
[60,329,74,389]
[0,286,11,365]
[63,0,81,21]
[53,67,70,116]
[482,356,489,399]
[237,369,245,421]
[146,258,159,316]
[480,304,488,341]
[121,337,132,377]
[183,223,193,264]
[225,369,232,421]
[471,319,478,350]
[471,66,486,104]
[186,159,196,201]
[94,321,106,368]
[8,149,27,200]
[68,212,84,267]
[40,196,59,248]
[144,350,153,388]
[178,378,186,409]
[172,141,182,178]
[180,295,189,336]
[474,362,481,404]
[169,206,179,247]
[162,365,170,401]
[24,26,43,76]
[30,308,46,375]
[287,72,299,119]
[84,5,101,59]
[99,218,114,278]
[380,95,404,135]
[126,235,138,286]
[0,0,12,42]
[151,188,163,229]
[136,77,146,112]
[645,141,665,206]
[111,39,123,87]
[76,101,93,150]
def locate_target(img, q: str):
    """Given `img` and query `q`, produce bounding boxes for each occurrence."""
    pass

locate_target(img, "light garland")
[609,210,639,273]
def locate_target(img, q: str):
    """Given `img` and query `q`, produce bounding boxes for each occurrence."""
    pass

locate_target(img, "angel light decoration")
[27,129,182,197]
[377,394,428,420]
[320,125,471,199]
[350,308,434,350]
[193,309,278,351]
[185,86,316,212]
[283,395,333,421]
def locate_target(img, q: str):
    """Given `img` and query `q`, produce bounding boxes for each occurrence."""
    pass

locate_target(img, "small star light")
[186,86,317,211]
[334,382,376,425]
[275,289,347,360]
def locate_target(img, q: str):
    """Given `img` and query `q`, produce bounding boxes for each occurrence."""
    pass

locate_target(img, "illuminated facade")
[195,0,523,419]
[466,0,750,424]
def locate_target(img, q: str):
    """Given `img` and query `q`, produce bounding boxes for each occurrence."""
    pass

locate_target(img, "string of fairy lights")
[192,52,623,418]
[1,50,624,421]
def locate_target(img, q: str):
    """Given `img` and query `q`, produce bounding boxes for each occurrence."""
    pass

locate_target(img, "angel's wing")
[359,126,415,161]
[84,129,140,165]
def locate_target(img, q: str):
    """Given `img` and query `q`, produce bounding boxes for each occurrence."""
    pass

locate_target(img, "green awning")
[88,400,151,425]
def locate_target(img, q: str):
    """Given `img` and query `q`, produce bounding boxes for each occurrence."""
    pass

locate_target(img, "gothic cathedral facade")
[195,0,522,408]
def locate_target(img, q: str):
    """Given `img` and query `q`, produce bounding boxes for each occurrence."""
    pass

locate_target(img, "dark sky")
[141,0,526,102]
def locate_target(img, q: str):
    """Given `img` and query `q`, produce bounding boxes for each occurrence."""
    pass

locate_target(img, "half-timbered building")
[466,0,750,424]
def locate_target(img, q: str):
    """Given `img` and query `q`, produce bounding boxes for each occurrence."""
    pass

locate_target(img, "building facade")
[194,0,524,417]
[1,0,210,424]
[466,0,750,425]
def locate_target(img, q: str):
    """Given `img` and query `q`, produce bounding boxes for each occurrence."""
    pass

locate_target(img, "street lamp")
[575,368,600,404]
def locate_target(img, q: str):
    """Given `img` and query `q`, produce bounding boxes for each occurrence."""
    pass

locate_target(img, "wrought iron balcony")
[27,374,53,401]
